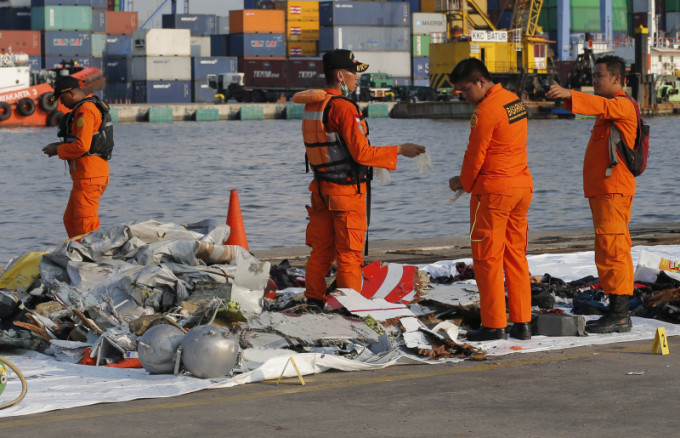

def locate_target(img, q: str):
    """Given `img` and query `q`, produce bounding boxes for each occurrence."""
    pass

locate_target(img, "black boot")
[586,294,632,334]
[466,326,507,341]
[509,322,532,340]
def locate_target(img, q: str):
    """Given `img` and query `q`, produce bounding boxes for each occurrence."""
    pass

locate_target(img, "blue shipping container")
[243,0,276,9]
[228,33,285,57]
[42,31,92,56]
[393,77,411,86]
[319,26,410,52]
[31,0,106,6]
[191,56,238,81]
[210,34,229,56]
[0,8,32,30]
[43,55,103,70]
[106,35,132,56]
[162,14,217,36]
[92,8,106,33]
[28,56,42,70]
[133,80,192,103]
[104,82,133,102]
[104,56,132,82]
[319,2,410,27]
[394,0,420,14]
[412,56,428,79]
[193,81,217,103]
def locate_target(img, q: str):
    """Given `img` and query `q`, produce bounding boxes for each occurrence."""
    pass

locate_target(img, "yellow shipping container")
[287,40,318,57]
[286,20,320,40]
[275,0,320,23]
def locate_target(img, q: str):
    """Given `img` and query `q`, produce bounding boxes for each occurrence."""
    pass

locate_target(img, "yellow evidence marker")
[651,327,670,355]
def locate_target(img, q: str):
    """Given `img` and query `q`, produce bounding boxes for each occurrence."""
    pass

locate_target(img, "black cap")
[323,49,369,73]
[49,75,80,102]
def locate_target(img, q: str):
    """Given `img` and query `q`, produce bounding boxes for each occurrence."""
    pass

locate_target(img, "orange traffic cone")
[224,189,249,251]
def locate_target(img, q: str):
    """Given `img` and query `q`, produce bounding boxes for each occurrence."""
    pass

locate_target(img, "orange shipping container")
[286,20,319,41]
[0,30,41,56]
[287,40,318,57]
[106,11,139,35]
[421,0,436,13]
[275,0,319,22]
[230,10,285,34]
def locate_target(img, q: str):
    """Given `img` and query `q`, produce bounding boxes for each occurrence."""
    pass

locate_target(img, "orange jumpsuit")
[57,96,109,238]
[566,90,637,296]
[300,88,398,302]
[459,83,533,329]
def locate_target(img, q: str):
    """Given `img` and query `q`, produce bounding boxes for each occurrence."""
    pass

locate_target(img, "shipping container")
[190,36,211,57]
[0,30,41,56]
[43,31,100,56]
[106,34,132,56]
[32,0,106,6]
[285,20,320,41]
[413,79,429,87]
[28,55,42,69]
[319,26,410,52]
[162,13,217,36]
[393,76,411,86]
[0,7,31,29]
[0,0,30,7]
[217,15,229,34]
[399,0,421,15]
[210,34,229,56]
[633,12,648,29]
[229,33,286,57]
[230,9,285,34]
[667,11,680,31]
[243,0,276,9]
[104,81,133,102]
[31,6,93,31]
[353,51,411,77]
[193,80,216,102]
[288,57,325,88]
[412,34,430,57]
[274,0,320,22]
[192,56,238,81]
[287,40,317,57]
[132,56,192,81]
[633,0,650,13]
[92,8,106,32]
[132,28,191,56]
[239,57,288,87]
[133,80,191,103]
[412,56,429,79]
[420,0,435,12]
[319,2,410,27]
[412,12,446,34]
[669,0,680,12]
[104,56,131,82]
[43,55,103,70]
[106,10,138,35]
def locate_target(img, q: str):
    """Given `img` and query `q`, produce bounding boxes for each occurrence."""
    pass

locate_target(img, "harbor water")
[0,116,677,265]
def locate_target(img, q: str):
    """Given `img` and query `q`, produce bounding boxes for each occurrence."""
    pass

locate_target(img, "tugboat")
[0,52,105,128]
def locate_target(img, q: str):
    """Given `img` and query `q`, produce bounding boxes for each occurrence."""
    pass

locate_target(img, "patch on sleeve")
[77,117,85,127]
[470,108,480,127]
[503,99,527,124]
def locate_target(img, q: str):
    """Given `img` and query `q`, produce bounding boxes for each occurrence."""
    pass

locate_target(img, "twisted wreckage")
[3,219,680,382]
[0,219,482,378]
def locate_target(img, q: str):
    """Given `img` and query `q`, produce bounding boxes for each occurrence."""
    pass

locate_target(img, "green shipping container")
[412,35,430,57]
[31,6,93,31]
[668,1,680,12]
[612,7,628,32]
[540,5,602,32]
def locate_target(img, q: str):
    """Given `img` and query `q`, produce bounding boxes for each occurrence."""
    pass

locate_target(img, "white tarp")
[2,243,680,418]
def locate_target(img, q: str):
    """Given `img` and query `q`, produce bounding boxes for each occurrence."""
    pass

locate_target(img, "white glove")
[374,167,392,185]
[416,151,433,174]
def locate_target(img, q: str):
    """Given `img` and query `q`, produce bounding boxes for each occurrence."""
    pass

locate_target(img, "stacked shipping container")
[319,1,412,83]
[103,10,137,102]
[411,12,446,86]
[275,0,320,57]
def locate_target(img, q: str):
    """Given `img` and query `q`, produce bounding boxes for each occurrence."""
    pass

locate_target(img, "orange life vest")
[293,89,370,189]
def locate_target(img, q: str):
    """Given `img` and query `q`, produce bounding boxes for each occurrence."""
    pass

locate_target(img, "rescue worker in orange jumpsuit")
[293,50,426,311]
[42,76,112,239]
[547,55,637,333]
[448,58,534,341]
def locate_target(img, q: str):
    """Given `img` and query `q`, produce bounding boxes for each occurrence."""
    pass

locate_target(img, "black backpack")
[607,95,650,177]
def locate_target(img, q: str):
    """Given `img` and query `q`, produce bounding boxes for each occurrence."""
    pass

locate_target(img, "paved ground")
[1,338,679,437]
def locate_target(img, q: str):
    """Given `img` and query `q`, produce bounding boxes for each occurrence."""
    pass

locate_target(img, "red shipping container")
[106,11,139,35]
[0,30,42,56]
[240,57,288,87]
[288,58,325,88]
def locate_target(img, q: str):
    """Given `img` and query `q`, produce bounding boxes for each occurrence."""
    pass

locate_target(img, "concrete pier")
[109,102,399,123]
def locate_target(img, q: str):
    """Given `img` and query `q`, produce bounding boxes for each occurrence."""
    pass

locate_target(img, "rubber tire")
[0,101,10,121]
[16,98,35,117]
[40,92,58,112]
[46,111,63,127]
